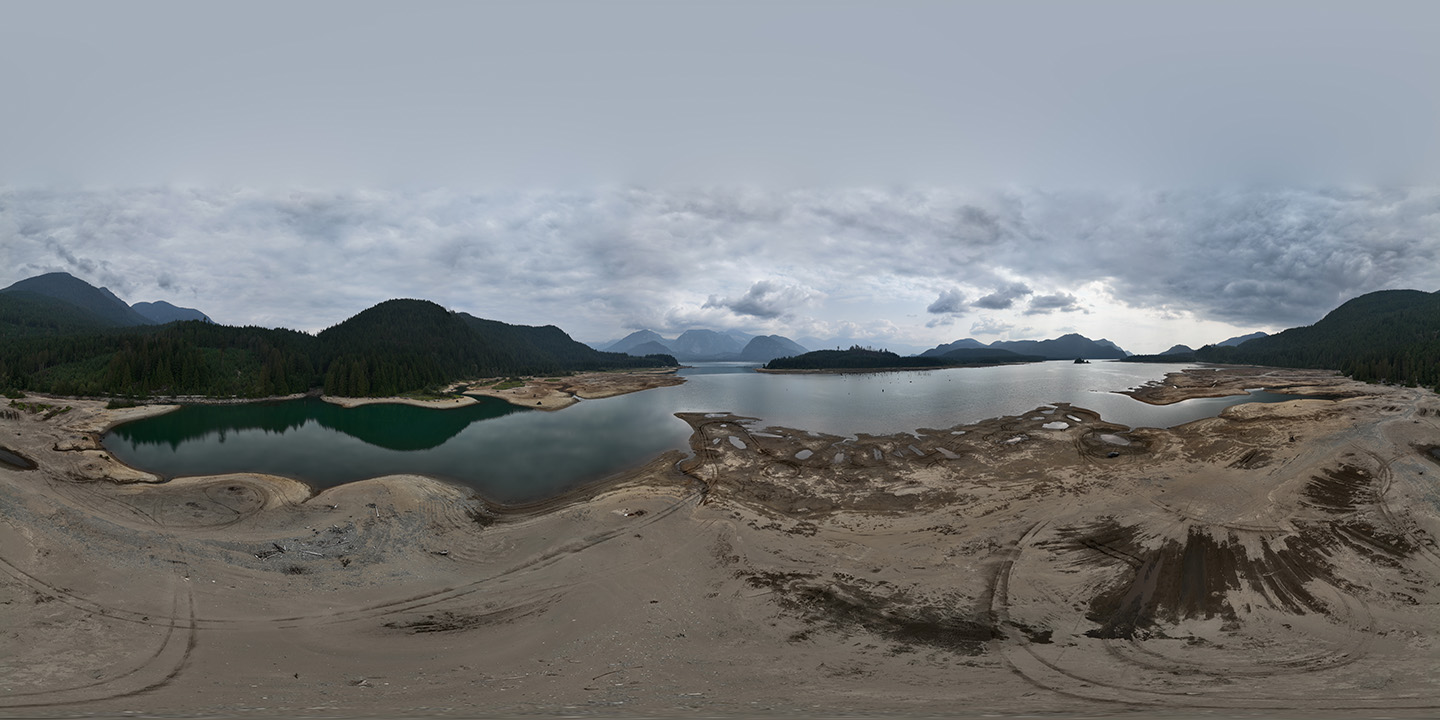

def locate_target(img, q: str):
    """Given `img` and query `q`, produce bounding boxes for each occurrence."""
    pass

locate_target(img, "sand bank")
[322,394,481,409]
[3,371,1439,717]
[462,368,684,410]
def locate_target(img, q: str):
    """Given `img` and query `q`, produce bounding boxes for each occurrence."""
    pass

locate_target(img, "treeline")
[1119,352,1197,363]
[766,347,949,370]
[0,292,110,340]
[0,299,675,398]
[765,345,1043,371]
[1195,289,1440,389]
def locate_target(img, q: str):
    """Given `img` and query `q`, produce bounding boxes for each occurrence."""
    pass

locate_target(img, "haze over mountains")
[920,333,1129,360]
[604,329,810,363]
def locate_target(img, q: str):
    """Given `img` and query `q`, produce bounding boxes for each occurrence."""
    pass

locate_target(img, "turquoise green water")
[103,361,1326,503]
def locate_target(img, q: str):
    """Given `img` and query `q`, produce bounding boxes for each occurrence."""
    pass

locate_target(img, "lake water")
[104,361,1311,503]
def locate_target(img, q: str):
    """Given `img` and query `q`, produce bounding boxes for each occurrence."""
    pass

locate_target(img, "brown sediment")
[1121,365,1360,405]
[3,374,1440,716]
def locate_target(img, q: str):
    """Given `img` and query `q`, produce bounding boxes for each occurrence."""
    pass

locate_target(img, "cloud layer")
[2,185,1438,352]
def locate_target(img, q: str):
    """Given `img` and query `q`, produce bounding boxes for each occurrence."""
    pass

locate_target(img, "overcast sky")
[3,1,1438,353]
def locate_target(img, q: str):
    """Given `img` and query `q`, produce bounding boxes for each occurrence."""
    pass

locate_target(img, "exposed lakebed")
[104,361,1327,502]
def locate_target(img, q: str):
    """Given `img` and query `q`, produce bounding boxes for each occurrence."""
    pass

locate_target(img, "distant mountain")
[623,340,674,357]
[599,327,807,361]
[1217,331,1267,347]
[939,347,1044,363]
[1119,343,1198,363]
[987,333,1129,360]
[606,329,670,354]
[737,335,809,363]
[918,338,987,357]
[0,272,152,326]
[670,329,744,360]
[314,300,678,395]
[0,272,214,333]
[0,295,676,398]
[132,300,212,324]
[1197,289,1440,387]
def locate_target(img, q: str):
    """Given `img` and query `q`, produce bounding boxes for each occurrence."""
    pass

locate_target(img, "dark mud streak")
[1302,465,1374,513]
[1059,520,1332,640]
[383,600,550,634]
[745,571,1002,655]
[1069,460,1420,639]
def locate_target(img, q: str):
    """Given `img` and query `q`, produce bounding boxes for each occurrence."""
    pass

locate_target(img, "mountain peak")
[1,272,151,326]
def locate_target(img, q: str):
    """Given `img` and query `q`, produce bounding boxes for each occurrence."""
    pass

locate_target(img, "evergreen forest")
[1195,289,1440,389]
[0,297,675,398]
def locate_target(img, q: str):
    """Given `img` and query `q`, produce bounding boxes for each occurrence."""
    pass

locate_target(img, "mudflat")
[461,368,685,410]
[2,368,1438,718]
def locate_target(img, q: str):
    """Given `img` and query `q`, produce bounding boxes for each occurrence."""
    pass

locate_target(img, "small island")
[760,345,1043,372]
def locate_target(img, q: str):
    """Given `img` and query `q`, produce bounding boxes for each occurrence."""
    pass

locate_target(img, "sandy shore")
[3,369,1439,717]
[462,368,685,410]
[322,394,482,409]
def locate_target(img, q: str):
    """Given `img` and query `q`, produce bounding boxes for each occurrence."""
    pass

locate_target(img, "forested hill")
[0,298,676,398]
[1196,289,1440,388]
[764,346,1041,371]
[314,300,674,396]
[0,291,114,339]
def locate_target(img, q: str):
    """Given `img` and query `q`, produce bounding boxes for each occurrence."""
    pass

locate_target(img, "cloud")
[925,289,966,315]
[704,280,819,320]
[1,185,1438,346]
[973,282,1032,309]
[1024,292,1084,315]
[970,317,1015,336]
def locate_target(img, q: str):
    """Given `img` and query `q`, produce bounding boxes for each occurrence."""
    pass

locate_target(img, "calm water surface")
[104,361,1310,502]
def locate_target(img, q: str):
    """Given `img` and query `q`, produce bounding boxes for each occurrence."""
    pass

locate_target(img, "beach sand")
[2,368,1438,717]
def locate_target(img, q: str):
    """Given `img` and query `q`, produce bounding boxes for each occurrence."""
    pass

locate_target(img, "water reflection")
[109,397,525,452]
[103,361,1330,502]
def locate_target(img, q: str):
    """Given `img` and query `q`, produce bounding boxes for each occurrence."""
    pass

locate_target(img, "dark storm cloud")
[973,283,1033,310]
[1024,293,1083,315]
[45,239,98,275]
[1018,188,1440,326]
[926,290,966,315]
[1,186,1437,341]
[705,280,817,320]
